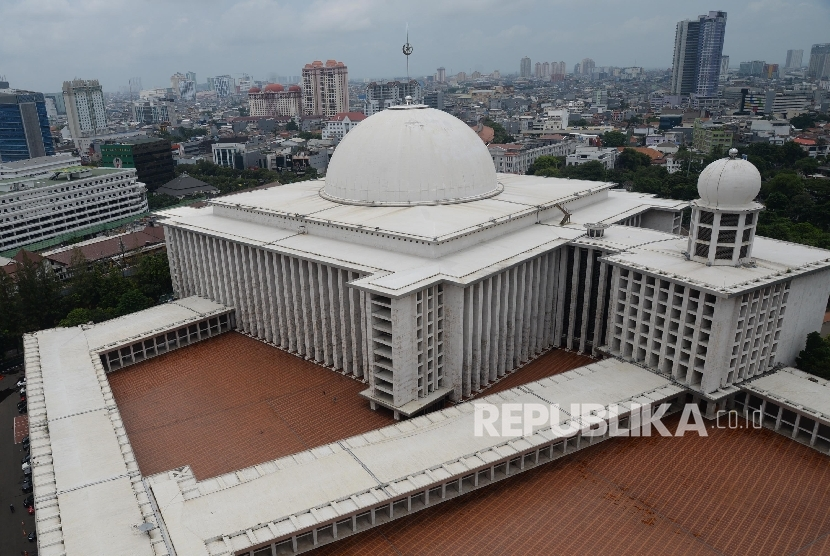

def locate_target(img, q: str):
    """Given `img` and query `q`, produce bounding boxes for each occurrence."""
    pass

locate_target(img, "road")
[0,367,37,555]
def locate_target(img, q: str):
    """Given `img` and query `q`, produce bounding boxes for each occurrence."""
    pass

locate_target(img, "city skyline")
[1,0,828,92]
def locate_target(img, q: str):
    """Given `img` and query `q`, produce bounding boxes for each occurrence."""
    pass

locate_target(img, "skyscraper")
[214,75,232,98]
[436,67,446,83]
[671,11,727,96]
[186,71,197,84]
[808,44,830,79]
[520,57,531,78]
[0,86,55,162]
[720,55,729,81]
[364,80,422,115]
[63,79,107,149]
[785,49,803,69]
[302,60,349,116]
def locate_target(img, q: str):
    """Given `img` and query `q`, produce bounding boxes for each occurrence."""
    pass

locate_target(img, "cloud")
[1,0,828,91]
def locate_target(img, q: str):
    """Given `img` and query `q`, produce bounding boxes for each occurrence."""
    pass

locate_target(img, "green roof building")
[101,137,174,191]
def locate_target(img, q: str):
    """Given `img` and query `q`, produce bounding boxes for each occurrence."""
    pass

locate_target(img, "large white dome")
[696,149,762,210]
[322,105,501,206]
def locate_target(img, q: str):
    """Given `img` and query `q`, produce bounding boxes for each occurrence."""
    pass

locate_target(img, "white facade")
[321,112,366,142]
[566,146,619,169]
[63,79,107,149]
[212,143,246,168]
[0,167,147,251]
[489,141,577,175]
[364,80,422,116]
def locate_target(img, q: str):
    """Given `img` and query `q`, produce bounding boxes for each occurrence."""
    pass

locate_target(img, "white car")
[16,378,26,388]
[22,461,31,475]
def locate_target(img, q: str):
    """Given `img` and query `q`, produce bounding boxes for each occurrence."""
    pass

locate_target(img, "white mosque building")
[24,103,830,556]
[160,104,829,416]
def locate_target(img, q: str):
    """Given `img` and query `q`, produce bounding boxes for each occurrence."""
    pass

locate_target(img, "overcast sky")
[1,0,828,92]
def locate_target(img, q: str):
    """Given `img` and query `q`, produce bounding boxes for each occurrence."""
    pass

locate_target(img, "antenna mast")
[402,24,413,81]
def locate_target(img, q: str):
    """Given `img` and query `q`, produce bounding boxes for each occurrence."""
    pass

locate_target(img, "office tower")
[43,92,66,115]
[720,55,729,80]
[0,86,55,162]
[170,73,186,98]
[171,73,195,100]
[301,60,349,116]
[186,71,197,84]
[808,44,830,79]
[541,62,550,78]
[534,62,542,78]
[132,99,177,125]
[364,80,421,115]
[520,57,531,78]
[63,79,107,149]
[671,11,727,96]
[436,67,446,83]
[551,61,566,81]
[785,49,803,69]
[214,75,232,98]
[206,77,215,91]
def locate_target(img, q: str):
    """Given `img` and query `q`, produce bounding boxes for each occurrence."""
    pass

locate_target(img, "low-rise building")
[566,146,619,169]
[0,167,147,253]
[322,112,366,143]
[489,141,577,174]
[692,119,733,153]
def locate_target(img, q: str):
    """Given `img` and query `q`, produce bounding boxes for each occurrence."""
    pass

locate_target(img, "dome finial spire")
[728,147,738,159]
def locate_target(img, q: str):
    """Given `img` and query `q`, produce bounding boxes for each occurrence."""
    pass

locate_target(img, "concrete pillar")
[391,293,418,407]
[442,284,465,401]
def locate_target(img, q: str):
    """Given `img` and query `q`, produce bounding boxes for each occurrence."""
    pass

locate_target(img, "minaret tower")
[686,148,764,267]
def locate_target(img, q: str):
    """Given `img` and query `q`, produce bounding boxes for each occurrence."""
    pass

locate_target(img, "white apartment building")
[489,141,578,174]
[0,153,81,180]
[322,112,366,143]
[0,167,147,251]
[63,79,107,149]
[532,109,570,131]
[302,60,349,117]
[566,146,619,170]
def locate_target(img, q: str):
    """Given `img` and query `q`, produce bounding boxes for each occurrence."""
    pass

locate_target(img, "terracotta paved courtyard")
[312,414,830,556]
[108,332,395,480]
[109,333,595,480]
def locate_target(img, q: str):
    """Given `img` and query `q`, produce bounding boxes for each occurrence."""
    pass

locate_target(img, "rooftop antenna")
[402,24,413,81]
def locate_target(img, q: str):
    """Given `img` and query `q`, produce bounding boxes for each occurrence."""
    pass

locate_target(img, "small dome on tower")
[248,86,261,93]
[696,149,762,210]
[264,83,284,92]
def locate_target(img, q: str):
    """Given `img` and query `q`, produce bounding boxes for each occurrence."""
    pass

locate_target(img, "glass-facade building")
[0,90,55,162]
[671,11,727,97]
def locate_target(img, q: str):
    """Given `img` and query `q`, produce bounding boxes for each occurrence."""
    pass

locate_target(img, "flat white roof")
[744,367,830,422]
[26,297,230,556]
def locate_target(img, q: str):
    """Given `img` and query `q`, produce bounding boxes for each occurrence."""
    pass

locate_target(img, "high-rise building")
[534,62,542,78]
[206,77,215,91]
[43,92,66,115]
[132,99,177,125]
[364,80,422,115]
[62,79,107,149]
[247,84,302,117]
[581,58,595,75]
[520,57,531,78]
[171,73,195,101]
[436,67,446,83]
[785,49,803,69]
[808,44,830,79]
[214,75,233,98]
[671,11,727,96]
[720,56,729,81]
[302,60,349,117]
[0,86,55,162]
[185,71,197,84]
[551,61,566,81]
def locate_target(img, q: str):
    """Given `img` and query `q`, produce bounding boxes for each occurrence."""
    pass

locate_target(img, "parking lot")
[0,366,37,555]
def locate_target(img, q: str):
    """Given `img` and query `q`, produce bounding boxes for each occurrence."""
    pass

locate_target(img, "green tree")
[135,253,173,301]
[601,131,627,147]
[483,119,515,143]
[149,193,181,211]
[59,308,97,327]
[527,155,565,176]
[796,332,830,378]
[116,289,154,316]
[562,160,606,181]
[618,149,652,172]
[286,120,298,131]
